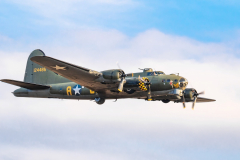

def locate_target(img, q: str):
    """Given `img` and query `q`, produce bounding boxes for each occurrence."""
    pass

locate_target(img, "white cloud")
[4,0,138,27]
[11,0,134,5]
[0,146,130,160]
[0,29,240,159]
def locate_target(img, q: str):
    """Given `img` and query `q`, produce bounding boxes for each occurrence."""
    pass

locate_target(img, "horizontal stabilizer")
[0,79,50,90]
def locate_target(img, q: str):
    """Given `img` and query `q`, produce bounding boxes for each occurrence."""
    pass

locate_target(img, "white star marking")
[51,65,66,70]
[73,85,81,95]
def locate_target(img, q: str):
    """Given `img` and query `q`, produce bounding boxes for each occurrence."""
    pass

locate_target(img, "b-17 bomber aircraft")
[1,49,215,109]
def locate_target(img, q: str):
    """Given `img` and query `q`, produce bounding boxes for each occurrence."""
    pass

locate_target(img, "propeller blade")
[198,91,205,95]
[137,75,152,101]
[118,78,126,92]
[192,96,197,110]
[182,94,186,109]
[147,84,152,101]
[116,61,121,69]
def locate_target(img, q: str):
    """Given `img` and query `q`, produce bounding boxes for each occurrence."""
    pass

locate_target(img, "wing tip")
[197,97,216,103]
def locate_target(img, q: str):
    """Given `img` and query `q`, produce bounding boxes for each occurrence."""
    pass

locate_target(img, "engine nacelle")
[184,88,195,99]
[101,69,124,80]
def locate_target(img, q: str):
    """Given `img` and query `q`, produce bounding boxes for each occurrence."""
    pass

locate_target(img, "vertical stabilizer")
[24,49,70,85]
[24,49,45,83]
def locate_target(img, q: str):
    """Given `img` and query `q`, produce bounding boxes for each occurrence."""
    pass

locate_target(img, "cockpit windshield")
[179,78,186,82]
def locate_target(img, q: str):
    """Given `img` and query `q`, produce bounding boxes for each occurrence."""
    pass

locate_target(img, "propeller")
[138,75,152,101]
[181,89,204,109]
[192,96,197,109]
[182,90,186,109]
[198,91,205,95]
[192,90,205,110]
[118,71,127,92]
[116,61,121,70]
[116,62,127,92]
[146,81,152,101]
[146,70,161,101]
[146,70,159,101]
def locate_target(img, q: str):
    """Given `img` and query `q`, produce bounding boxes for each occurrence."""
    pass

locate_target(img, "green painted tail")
[24,49,71,85]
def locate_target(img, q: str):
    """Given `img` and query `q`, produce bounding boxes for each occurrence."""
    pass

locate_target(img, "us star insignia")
[73,85,81,95]
[51,65,66,70]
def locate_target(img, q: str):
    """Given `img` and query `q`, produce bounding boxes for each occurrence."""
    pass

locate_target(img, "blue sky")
[0,1,240,160]
[1,0,240,42]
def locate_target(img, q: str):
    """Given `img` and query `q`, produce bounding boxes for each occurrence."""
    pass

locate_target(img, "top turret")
[143,68,153,72]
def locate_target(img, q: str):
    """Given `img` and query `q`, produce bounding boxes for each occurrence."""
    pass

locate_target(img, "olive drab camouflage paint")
[1,49,215,108]
[24,50,71,85]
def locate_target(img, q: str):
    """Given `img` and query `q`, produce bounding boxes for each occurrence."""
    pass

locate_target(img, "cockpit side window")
[147,72,155,76]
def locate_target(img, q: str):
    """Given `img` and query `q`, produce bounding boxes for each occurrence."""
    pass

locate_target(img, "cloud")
[0,146,130,160]
[10,0,135,6]
[0,29,240,159]
[3,0,138,28]
[0,114,239,160]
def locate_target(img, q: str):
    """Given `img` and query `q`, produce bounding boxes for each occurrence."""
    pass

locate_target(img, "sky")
[0,0,240,160]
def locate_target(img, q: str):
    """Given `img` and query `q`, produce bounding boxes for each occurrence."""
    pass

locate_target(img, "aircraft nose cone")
[179,77,188,88]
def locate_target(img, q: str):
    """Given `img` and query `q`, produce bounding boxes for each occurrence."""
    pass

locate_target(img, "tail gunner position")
[1,49,215,109]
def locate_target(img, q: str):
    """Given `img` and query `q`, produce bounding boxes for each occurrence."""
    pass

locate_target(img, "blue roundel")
[72,85,82,96]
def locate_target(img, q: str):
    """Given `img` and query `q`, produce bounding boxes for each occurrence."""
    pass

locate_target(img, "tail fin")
[24,49,70,85]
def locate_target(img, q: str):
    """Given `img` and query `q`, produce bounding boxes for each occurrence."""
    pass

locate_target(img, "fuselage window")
[167,79,170,82]
[174,79,178,83]
[162,79,166,82]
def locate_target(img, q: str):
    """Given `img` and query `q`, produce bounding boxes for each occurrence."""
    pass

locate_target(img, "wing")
[31,56,104,92]
[196,97,216,103]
